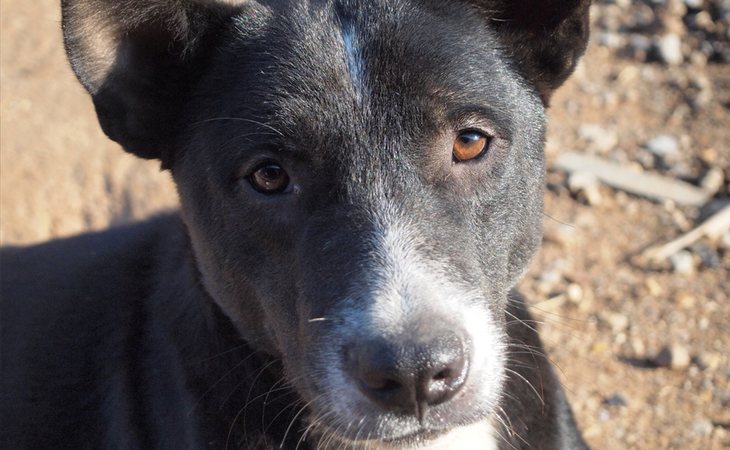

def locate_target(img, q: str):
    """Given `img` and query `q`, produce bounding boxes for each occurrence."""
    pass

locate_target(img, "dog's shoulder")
[0,213,194,447]
[1,213,182,319]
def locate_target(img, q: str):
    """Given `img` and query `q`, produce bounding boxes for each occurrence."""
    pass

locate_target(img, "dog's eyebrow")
[445,105,514,138]
[191,117,285,137]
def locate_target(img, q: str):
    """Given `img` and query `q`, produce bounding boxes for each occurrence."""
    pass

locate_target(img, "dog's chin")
[312,419,496,450]
[313,428,444,450]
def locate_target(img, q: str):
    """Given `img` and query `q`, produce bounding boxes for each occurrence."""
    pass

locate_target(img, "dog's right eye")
[453,131,490,162]
[249,163,290,194]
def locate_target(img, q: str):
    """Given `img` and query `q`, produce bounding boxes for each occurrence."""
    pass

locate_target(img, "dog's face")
[63,0,589,446]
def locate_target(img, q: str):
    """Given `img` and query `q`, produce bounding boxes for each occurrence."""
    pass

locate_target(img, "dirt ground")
[1,1,729,449]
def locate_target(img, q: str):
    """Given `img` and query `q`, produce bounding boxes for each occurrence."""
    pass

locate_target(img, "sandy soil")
[1,1,728,449]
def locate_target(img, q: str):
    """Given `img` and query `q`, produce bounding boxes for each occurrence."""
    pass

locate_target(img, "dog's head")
[63,0,589,446]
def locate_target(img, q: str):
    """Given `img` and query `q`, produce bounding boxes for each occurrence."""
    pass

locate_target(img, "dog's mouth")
[381,428,450,445]
[312,424,454,449]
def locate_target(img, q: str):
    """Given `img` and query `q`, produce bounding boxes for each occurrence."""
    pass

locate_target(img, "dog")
[1,0,591,448]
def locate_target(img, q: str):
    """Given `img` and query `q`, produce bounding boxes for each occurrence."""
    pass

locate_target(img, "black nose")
[345,332,469,420]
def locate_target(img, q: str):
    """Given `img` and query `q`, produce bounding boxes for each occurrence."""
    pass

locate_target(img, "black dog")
[1,1,591,448]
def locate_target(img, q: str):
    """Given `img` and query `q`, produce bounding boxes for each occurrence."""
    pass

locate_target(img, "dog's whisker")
[496,404,529,447]
[240,358,282,445]
[297,408,336,450]
[504,367,545,408]
[186,343,252,366]
[188,351,260,416]
[262,397,303,438]
[307,317,329,323]
[280,396,322,449]
[542,211,576,228]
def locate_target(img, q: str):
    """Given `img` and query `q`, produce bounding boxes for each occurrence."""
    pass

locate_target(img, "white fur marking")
[363,421,499,450]
[341,23,365,99]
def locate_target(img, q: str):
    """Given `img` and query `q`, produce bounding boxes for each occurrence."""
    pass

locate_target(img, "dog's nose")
[346,332,469,418]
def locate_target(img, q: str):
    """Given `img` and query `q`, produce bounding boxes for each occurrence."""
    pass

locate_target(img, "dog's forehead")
[219,1,522,146]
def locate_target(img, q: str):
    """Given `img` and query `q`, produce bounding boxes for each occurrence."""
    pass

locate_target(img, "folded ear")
[61,0,240,164]
[474,0,591,104]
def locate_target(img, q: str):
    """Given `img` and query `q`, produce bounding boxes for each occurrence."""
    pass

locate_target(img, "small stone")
[537,270,563,294]
[691,243,721,268]
[591,341,609,354]
[720,231,730,250]
[692,419,714,437]
[675,291,696,309]
[597,408,611,422]
[631,338,646,356]
[699,317,709,330]
[603,393,627,407]
[646,278,663,296]
[568,172,603,206]
[578,124,619,153]
[646,134,680,157]
[599,32,623,49]
[543,223,577,247]
[670,250,695,275]
[656,34,684,65]
[654,344,691,370]
[599,311,629,333]
[566,283,584,303]
[695,352,722,371]
[689,51,708,68]
[628,34,653,55]
[700,167,724,194]
[684,0,703,10]
[690,73,713,108]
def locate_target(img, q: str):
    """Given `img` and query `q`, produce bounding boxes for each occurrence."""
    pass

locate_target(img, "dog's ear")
[471,0,591,104]
[61,0,241,164]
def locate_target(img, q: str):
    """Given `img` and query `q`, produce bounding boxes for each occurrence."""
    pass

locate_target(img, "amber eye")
[249,163,290,193]
[453,131,489,162]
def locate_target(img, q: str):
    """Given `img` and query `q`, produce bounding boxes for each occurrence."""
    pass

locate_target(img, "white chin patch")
[344,420,499,450]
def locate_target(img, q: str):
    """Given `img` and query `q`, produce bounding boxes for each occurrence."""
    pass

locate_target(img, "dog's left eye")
[249,163,290,194]
[453,131,489,162]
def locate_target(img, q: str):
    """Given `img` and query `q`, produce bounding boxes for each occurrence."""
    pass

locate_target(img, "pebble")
[700,166,724,194]
[566,283,584,303]
[645,278,663,296]
[654,344,692,370]
[646,134,680,157]
[691,243,721,268]
[656,34,684,65]
[627,34,653,59]
[604,393,628,407]
[578,124,619,153]
[537,270,563,294]
[674,291,696,309]
[695,352,722,371]
[599,311,630,333]
[597,408,611,422]
[568,172,603,206]
[684,0,703,10]
[692,418,714,437]
[720,231,730,250]
[670,250,695,274]
[543,223,578,247]
[599,32,623,49]
[631,338,646,356]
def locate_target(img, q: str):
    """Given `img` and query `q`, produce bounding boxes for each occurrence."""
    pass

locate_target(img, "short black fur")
[2,1,591,448]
